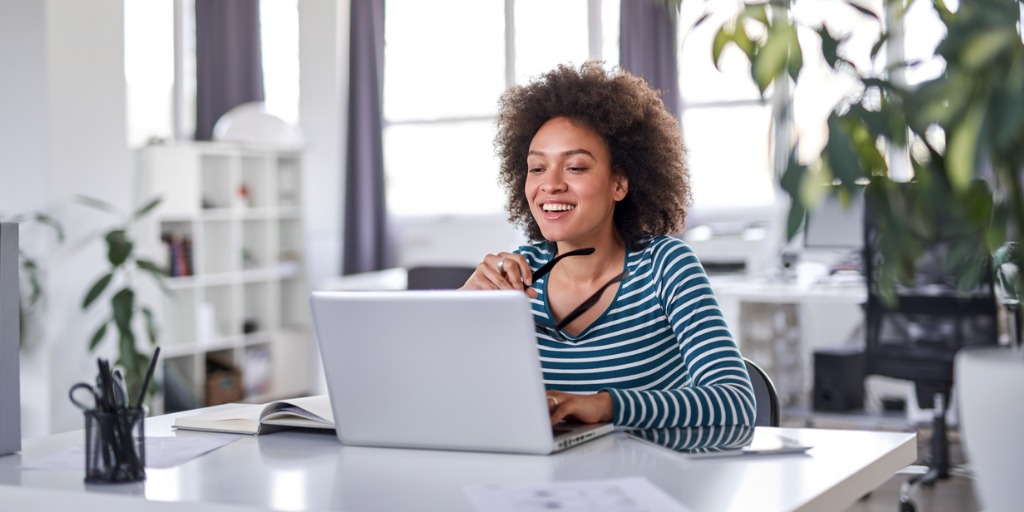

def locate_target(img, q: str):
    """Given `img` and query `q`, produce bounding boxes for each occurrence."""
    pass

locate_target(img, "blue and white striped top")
[517,235,755,428]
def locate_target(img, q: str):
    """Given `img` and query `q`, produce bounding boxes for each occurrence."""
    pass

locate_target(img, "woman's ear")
[614,174,629,202]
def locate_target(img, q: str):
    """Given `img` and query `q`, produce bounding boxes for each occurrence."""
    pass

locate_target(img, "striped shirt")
[516,235,755,428]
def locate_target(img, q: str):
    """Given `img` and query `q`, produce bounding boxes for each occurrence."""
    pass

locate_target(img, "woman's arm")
[603,238,756,428]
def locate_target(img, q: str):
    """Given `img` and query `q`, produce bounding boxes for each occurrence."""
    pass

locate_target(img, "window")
[124,0,299,146]
[124,0,176,147]
[382,0,620,216]
[677,0,774,230]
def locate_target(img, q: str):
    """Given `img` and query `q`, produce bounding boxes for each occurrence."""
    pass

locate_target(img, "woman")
[461,62,755,429]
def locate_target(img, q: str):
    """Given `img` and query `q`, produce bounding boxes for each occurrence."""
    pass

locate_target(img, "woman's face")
[525,117,628,246]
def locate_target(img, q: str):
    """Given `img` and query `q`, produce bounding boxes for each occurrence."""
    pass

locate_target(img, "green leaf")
[18,250,35,270]
[817,26,841,69]
[787,27,803,81]
[136,258,165,277]
[962,179,994,227]
[824,114,868,184]
[779,151,809,241]
[752,25,791,94]
[733,22,755,60]
[779,150,807,197]
[112,288,135,332]
[82,272,113,309]
[105,230,133,266]
[76,195,120,215]
[137,258,171,294]
[118,333,140,394]
[988,204,1008,250]
[88,322,108,352]
[142,307,159,345]
[132,197,162,220]
[26,270,42,307]
[742,3,768,26]
[31,213,65,242]
[870,32,889,61]
[946,105,984,192]
[960,29,1016,70]
[712,27,730,70]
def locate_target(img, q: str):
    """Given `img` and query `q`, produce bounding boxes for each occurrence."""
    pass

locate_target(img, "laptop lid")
[310,290,611,455]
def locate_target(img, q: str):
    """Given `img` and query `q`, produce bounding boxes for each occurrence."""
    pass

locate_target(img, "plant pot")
[955,347,1024,512]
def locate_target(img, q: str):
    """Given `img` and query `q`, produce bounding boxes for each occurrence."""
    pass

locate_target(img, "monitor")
[803,187,865,252]
[0,222,21,454]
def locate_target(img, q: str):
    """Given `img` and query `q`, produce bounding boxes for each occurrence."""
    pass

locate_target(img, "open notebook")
[309,290,613,455]
[173,395,334,435]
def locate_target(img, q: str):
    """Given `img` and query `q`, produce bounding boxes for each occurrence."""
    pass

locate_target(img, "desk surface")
[0,410,915,512]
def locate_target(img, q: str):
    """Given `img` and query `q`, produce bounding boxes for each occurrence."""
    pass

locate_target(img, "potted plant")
[79,196,165,404]
[700,0,1024,509]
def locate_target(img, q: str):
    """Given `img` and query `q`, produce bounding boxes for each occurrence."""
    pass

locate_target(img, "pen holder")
[83,407,146,483]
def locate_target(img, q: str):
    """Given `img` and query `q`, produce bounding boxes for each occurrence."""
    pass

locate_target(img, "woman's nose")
[539,171,567,192]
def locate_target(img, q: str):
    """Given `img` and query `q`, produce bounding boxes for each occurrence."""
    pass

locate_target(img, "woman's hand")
[460,252,537,299]
[547,391,614,426]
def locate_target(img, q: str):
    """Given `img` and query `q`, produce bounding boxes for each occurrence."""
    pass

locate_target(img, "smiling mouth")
[542,203,576,212]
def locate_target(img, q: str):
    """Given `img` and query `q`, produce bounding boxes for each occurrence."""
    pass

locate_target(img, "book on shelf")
[172,394,334,435]
[161,231,194,277]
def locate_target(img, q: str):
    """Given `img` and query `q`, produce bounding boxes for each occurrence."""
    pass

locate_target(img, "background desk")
[0,410,914,512]
[710,274,866,409]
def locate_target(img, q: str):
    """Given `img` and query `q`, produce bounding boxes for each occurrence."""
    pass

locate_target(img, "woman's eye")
[567,167,588,172]
[528,167,543,174]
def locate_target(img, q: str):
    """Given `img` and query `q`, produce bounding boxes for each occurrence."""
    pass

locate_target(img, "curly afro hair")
[494,61,690,248]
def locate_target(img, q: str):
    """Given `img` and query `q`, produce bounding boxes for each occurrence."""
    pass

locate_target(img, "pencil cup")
[83,407,146,483]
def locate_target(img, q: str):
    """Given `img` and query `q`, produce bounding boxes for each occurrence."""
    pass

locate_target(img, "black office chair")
[744,357,780,427]
[862,189,998,512]
[406,266,476,290]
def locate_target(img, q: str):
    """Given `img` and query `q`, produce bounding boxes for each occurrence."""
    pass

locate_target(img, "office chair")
[744,357,781,427]
[861,191,998,512]
[406,266,476,290]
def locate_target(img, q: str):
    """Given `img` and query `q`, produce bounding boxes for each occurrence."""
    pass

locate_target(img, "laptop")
[309,290,614,455]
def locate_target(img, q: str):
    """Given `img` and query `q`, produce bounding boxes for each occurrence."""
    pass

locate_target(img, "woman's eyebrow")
[528,148,596,158]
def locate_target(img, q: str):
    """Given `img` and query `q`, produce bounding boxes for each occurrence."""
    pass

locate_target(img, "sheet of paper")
[464,476,691,512]
[20,434,240,470]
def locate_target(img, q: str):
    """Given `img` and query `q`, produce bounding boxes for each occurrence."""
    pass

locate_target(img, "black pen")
[135,346,160,408]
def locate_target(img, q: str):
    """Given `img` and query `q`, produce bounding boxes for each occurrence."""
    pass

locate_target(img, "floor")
[784,410,980,512]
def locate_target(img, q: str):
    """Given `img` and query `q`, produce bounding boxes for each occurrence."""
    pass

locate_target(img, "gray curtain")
[619,1,680,118]
[343,0,394,274]
[194,0,265,141]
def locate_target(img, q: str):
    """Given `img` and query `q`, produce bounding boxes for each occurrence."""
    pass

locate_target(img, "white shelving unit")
[135,142,312,412]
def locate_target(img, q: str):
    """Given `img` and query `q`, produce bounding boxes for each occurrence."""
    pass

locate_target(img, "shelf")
[137,142,312,414]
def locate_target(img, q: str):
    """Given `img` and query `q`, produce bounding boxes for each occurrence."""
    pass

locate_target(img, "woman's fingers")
[547,391,614,426]
[462,252,533,291]
[498,253,533,289]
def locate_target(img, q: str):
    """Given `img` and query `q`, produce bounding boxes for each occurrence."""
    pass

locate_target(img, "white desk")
[0,410,914,512]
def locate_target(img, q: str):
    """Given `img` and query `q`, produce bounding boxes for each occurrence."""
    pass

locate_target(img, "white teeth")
[543,203,575,212]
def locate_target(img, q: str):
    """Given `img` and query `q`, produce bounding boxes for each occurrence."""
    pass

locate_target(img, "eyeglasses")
[529,247,629,342]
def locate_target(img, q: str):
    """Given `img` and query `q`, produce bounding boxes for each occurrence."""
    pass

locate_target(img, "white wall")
[0,0,51,441]
[0,0,132,437]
